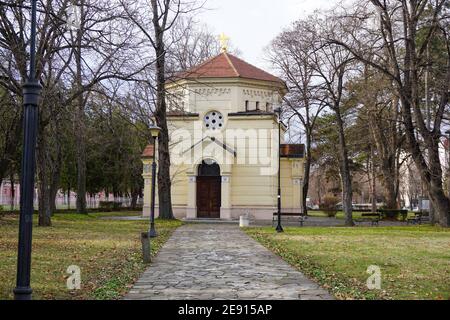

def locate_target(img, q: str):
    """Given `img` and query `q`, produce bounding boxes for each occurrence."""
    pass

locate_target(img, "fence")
[0,189,142,211]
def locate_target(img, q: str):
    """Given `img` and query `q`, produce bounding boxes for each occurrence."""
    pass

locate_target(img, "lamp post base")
[149,225,158,238]
[276,224,284,233]
[13,286,32,300]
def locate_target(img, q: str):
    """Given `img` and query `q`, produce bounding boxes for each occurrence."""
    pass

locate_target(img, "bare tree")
[167,17,219,72]
[66,0,141,214]
[0,0,74,225]
[121,0,204,219]
[312,14,356,226]
[352,66,404,209]
[270,11,356,225]
[0,0,142,224]
[331,0,450,227]
[0,86,21,185]
[269,19,326,215]
[166,16,241,74]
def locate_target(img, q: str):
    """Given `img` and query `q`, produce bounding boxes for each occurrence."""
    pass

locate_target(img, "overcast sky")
[196,0,337,71]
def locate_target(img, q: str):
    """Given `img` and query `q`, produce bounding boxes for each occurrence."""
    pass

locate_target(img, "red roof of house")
[169,52,285,85]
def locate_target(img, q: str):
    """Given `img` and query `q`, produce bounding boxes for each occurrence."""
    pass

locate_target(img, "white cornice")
[166,77,287,95]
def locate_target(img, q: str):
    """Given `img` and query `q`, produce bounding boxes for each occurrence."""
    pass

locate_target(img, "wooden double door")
[197,176,221,219]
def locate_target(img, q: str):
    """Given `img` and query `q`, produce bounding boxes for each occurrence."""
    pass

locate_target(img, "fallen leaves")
[245,226,450,300]
[0,214,182,300]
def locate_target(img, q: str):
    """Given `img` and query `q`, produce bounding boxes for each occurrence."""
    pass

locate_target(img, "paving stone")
[124,224,334,300]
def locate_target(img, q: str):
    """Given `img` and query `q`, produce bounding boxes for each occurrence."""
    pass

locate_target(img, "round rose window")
[204,111,224,130]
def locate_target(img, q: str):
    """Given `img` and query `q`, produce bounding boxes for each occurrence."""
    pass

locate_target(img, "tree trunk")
[75,104,87,214]
[0,163,7,186]
[400,26,450,222]
[10,174,15,211]
[0,160,10,190]
[370,146,377,213]
[367,103,401,210]
[382,174,398,209]
[334,107,354,226]
[67,184,71,210]
[37,134,52,227]
[428,141,450,227]
[429,187,450,227]
[131,190,138,210]
[0,112,22,186]
[50,140,62,214]
[402,97,450,227]
[74,8,87,215]
[152,0,174,220]
[155,93,174,220]
[37,183,52,227]
[378,155,399,209]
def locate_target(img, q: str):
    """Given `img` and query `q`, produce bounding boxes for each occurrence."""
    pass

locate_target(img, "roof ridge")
[166,51,286,87]
[226,52,279,78]
[223,52,240,77]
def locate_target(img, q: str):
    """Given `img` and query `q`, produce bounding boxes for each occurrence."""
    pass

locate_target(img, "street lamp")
[14,0,42,300]
[149,124,161,238]
[274,107,284,233]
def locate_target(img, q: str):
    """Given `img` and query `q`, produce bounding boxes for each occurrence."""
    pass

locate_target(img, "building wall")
[142,78,304,220]
[142,158,303,220]
[168,78,283,115]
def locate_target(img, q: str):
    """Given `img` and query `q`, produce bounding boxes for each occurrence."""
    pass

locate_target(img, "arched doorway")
[197,160,221,218]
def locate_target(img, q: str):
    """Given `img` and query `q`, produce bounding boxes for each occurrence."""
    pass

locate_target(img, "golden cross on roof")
[219,33,230,52]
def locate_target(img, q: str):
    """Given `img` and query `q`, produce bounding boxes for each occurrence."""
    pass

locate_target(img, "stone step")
[182,218,239,224]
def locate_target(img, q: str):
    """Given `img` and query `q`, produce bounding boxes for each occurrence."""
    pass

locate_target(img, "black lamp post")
[149,124,161,238]
[274,107,284,233]
[14,0,41,300]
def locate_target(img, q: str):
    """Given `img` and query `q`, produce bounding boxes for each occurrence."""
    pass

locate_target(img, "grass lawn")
[0,212,182,300]
[245,226,450,300]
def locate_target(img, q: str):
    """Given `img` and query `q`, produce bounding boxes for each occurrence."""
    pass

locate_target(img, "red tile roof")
[169,52,285,85]
[142,144,155,158]
[280,144,305,158]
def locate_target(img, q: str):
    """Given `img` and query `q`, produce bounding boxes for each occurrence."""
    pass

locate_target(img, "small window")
[245,100,249,111]
[204,111,224,130]
[256,101,260,110]
[266,102,271,112]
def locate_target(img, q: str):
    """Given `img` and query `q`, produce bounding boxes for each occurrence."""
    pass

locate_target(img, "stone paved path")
[125,224,334,300]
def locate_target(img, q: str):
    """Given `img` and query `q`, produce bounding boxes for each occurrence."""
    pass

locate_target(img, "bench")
[407,212,430,225]
[272,212,306,227]
[354,213,382,226]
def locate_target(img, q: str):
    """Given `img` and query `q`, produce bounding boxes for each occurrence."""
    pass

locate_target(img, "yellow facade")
[142,61,305,220]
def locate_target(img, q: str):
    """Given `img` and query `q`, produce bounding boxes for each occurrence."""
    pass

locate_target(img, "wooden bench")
[354,213,382,226]
[407,212,430,225]
[272,212,306,227]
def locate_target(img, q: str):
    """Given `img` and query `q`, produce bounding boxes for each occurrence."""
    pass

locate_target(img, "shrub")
[320,195,339,218]
[0,205,3,212]
[99,201,123,211]
[99,201,114,212]
[378,209,408,221]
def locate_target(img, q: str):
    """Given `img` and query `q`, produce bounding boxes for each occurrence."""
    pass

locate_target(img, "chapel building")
[142,48,305,221]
